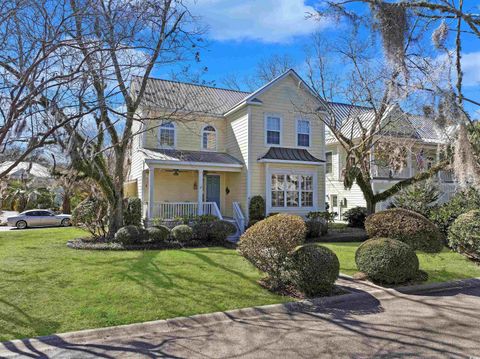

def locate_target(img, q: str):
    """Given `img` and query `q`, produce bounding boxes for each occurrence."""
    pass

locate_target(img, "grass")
[328,222,348,230]
[321,242,480,283]
[0,228,288,341]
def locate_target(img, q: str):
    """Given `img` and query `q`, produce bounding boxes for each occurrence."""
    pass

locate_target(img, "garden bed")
[67,237,236,250]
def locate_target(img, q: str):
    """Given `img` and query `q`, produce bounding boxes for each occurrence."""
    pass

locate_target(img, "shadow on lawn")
[3,285,480,358]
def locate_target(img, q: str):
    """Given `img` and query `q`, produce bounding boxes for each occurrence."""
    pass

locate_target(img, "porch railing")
[150,201,222,220]
[233,201,245,232]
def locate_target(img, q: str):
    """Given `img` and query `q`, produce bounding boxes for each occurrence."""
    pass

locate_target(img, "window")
[265,115,281,145]
[202,125,217,150]
[325,152,333,174]
[159,122,175,148]
[271,173,314,208]
[296,119,310,147]
[331,194,338,208]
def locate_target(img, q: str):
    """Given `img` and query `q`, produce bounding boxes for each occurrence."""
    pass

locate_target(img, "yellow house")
[125,69,327,231]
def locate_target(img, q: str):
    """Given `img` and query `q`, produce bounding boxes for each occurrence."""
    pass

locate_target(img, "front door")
[206,175,221,210]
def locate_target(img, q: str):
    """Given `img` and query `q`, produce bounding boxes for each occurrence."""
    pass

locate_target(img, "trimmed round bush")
[288,244,340,296]
[147,225,170,243]
[191,215,217,241]
[248,195,265,227]
[209,220,237,242]
[448,210,480,260]
[171,224,193,243]
[355,237,419,284]
[238,214,306,287]
[343,206,368,228]
[365,208,443,253]
[114,225,143,245]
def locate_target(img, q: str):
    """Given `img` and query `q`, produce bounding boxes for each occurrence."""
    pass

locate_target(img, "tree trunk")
[62,193,71,214]
[106,154,126,238]
[366,199,376,215]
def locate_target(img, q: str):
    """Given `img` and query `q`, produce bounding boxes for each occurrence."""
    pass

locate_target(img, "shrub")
[191,215,218,241]
[448,210,480,261]
[147,225,170,243]
[124,197,142,226]
[342,207,368,228]
[392,180,440,217]
[208,220,237,242]
[355,238,420,284]
[114,225,144,245]
[365,208,443,253]
[238,214,306,287]
[429,188,480,235]
[305,217,328,238]
[72,197,109,238]
[248,195,265,226]
[288,244,339,296]
[307,211,336,223]
[171,224,194,243]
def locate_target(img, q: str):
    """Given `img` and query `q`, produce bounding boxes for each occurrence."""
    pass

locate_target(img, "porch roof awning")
[258,147,324,165]
[141,148,243,170]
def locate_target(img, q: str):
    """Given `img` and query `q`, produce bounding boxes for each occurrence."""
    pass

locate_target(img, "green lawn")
[321,242,480,283]
[0,228,288,341]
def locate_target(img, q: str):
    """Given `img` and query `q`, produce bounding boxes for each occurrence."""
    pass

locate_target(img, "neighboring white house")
[125,69,327,232]
[324,103,457,218]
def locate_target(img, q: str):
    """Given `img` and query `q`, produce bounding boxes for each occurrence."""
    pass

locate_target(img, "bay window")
[270,173,315,208]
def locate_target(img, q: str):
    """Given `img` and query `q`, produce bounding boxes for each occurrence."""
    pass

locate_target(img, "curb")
[1,277,479,355]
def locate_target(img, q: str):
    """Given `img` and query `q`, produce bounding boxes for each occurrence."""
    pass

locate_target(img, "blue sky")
[153,0,479,115]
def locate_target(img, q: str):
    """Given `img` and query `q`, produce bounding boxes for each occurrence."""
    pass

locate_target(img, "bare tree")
[222,54,295,91]
[2,0,201,237]
[0,0,89,179]
[302,33,449,213]
[315,0,480,188]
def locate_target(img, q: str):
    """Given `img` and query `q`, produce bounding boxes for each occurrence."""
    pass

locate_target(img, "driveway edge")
[2,276,479,353]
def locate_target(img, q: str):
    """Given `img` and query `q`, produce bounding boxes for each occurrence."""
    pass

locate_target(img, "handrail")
[210,202,223,220]
[233,202,245,232]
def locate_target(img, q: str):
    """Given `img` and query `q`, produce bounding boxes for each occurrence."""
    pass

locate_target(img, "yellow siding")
[143,111,226,152]
[224,108,249,214]
[247,74,325,212]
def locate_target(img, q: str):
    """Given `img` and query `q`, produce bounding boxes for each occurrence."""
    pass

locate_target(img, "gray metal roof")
[325,102,447,144]
[258,147,324,163]
[140,148,243,165]
[132,77,249,116]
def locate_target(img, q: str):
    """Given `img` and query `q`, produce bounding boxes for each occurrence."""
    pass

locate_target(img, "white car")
[7,210,72,229]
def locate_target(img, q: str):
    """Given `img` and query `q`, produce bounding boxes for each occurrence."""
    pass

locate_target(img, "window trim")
[201,124,217,151]
[158,121,176,149]
[266,167,318,213]
[295,118,311,148]
[325,151,333,174]
[264,113,283,147]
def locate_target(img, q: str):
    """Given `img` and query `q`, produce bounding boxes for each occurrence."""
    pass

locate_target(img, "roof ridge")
[132,75,251,94]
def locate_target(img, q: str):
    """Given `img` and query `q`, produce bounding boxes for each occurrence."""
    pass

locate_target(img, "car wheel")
[61,218,71,227]
[16,220,27,230]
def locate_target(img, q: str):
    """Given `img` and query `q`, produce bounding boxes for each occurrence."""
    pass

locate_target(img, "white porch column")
[148,167,155,219]
[197,169,204,215]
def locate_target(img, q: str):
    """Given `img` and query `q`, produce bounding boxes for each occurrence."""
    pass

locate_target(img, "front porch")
[142,156,246,231]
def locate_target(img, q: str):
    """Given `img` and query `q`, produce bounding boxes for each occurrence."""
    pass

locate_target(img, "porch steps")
[224,217,241,243]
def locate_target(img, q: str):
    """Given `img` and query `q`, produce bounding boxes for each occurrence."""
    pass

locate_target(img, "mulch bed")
[67,238,237,251]
[312,227,368,243]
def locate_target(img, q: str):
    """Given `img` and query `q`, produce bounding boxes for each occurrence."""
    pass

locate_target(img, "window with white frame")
[265,115,281,145]
[325,152,333,174]
[202,125,216,150]
[296,119,310,147]
[159,121,175,148]
[271,173,314,208]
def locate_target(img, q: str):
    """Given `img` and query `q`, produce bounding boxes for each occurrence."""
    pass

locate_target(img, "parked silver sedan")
[7,210,71,229]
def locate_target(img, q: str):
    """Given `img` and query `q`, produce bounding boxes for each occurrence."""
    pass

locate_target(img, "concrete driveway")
[1,280,479,358]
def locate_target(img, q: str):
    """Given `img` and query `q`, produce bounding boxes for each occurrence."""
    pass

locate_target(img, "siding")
[225,108,249,216]
[128,117,147,202]
[248,75,326,212]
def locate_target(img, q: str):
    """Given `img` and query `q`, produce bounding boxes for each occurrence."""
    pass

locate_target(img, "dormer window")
[202,125,217,150]
[296,119,310,147]
[265,114,281,145]
[159,121,175,148]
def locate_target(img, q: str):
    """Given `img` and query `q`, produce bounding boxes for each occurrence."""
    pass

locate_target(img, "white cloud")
[461,52,480,87]
[188,0,326,43]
